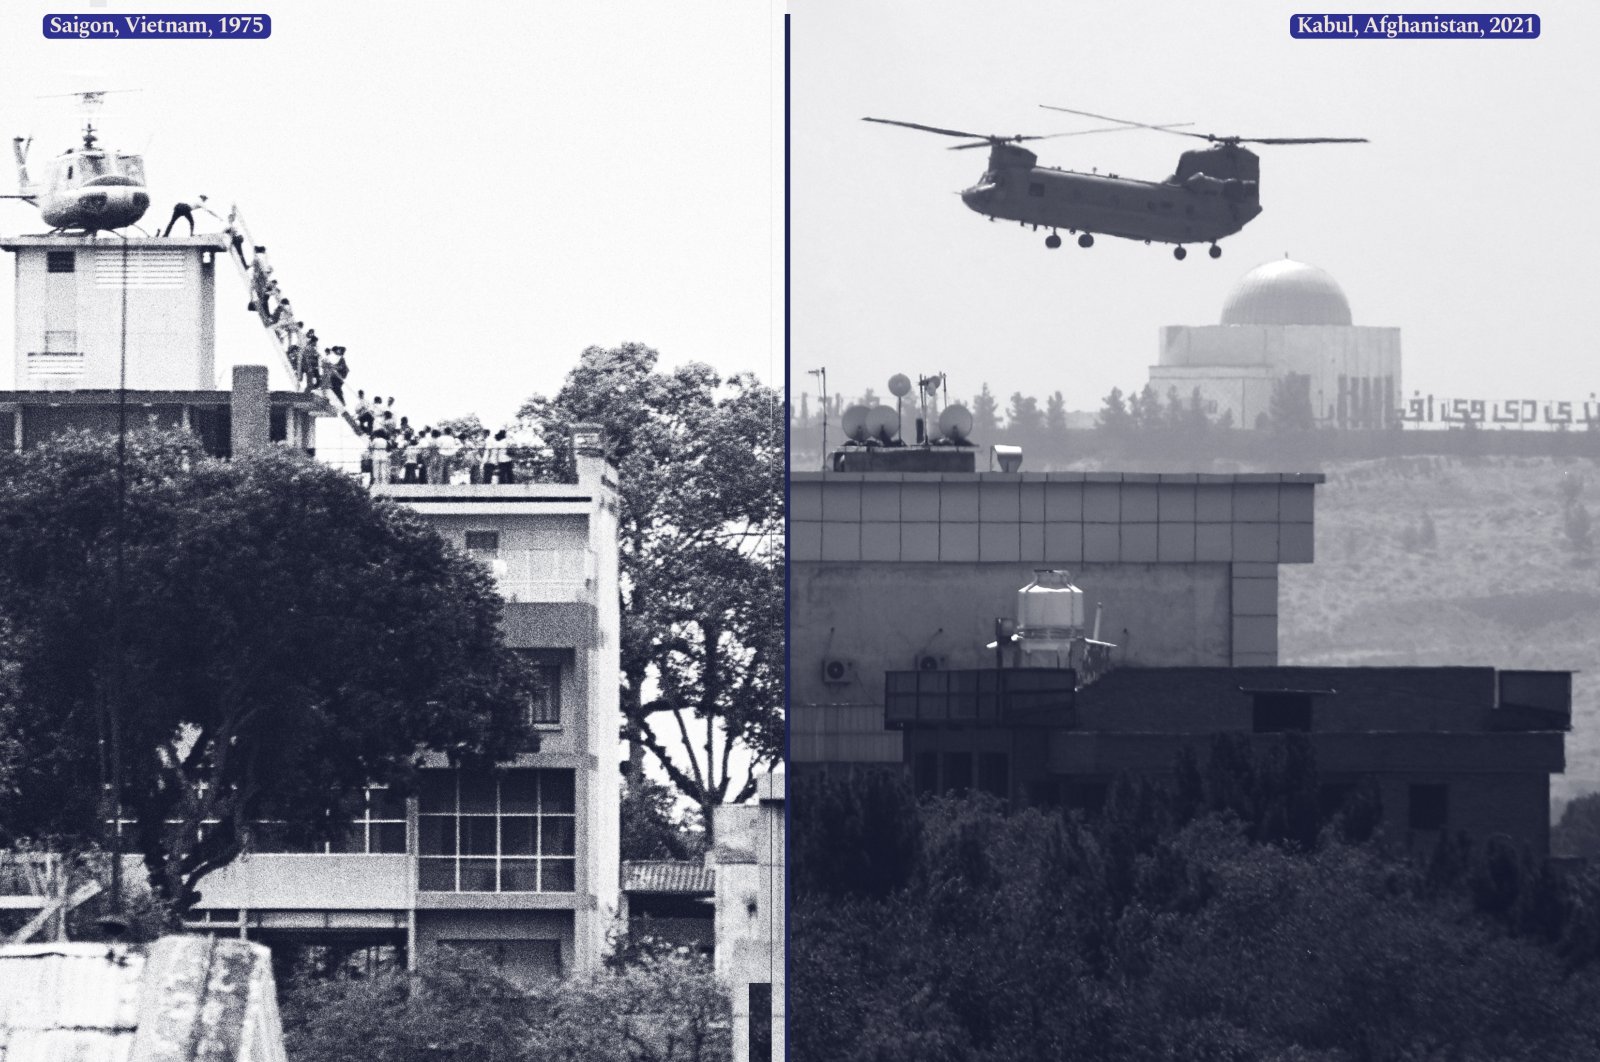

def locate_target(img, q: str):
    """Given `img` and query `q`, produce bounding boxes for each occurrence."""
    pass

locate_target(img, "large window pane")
[418,859,455,891]
[372,822,407,854]
[462,817,498,856]
[501,817,536,856]
[460,859,497,892]
[369,787,407,820]
[500,770,537,814]
[418,817,456,856]
[541,817,575,856]
[500,861,538,892]
[541,771,575,814]
[541,858,575,892]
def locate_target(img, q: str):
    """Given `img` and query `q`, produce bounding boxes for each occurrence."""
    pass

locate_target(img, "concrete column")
[571,422,605,487]
[230,364,270,456]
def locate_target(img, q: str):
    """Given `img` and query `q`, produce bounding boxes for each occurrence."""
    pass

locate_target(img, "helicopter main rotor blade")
[1040,104,1198,137]
[945,122,1195,149]
[863,117,996,140]
[1229,136,1369,145]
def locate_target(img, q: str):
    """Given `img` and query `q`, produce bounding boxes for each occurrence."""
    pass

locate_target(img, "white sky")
[0,0,784,445]
[790,1,1600,414]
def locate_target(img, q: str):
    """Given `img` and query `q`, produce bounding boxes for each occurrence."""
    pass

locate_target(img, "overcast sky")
[790,1,1599,419]
[0,0,783,447]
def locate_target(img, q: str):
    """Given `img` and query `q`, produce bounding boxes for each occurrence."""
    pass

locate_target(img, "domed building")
[1148,258,1400,429]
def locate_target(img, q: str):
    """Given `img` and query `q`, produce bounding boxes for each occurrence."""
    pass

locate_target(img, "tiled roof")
[622,861,714,895]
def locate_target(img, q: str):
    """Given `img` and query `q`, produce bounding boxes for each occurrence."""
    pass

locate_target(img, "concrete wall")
[195,855,410,910]
[7,238,221,391]
[714,774,784,1062]
[791,471,1320,764]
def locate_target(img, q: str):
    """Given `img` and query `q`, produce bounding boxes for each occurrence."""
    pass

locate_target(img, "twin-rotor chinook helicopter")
[865,105,1367,259]
[2,91,152,232]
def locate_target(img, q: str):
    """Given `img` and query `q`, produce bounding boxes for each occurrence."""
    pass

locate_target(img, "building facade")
[714,772,784,1062]
[1149,258,1401,429]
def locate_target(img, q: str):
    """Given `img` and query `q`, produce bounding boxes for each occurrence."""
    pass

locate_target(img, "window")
[418,769,577,893]
[465,530,500,554]
[251,786,407,854]
[1409,784,1448,831]
[46,251,75,273]
[530,664,562,725]
[44,330,77,353]
[1252,693,1313,733]
[1028,181,1044,197]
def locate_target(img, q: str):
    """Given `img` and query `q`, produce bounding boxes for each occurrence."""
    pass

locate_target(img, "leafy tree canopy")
[514,344,782,828]
[0,431,533,911]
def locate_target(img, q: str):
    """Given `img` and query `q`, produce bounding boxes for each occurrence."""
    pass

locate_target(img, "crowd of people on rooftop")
[354,393,518,486]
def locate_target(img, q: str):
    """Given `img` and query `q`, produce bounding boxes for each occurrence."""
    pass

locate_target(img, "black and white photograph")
[788,3,1600,1059]
[0,3,783,1060]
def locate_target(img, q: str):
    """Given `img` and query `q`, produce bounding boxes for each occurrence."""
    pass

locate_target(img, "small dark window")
[1028,182,1044,197]
[465,531,500,553]
[915,751,939,795]
[1252,693,1313,733]
[1409,784,1448,830]
[530,664,562,726]
[46,251,76,273]
[943,752,973,794]
[977,752,1009,799]
[749,983,773,1062]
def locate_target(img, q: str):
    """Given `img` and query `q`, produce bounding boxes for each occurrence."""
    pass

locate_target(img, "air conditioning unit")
[821,657,856,685]
[915,653,946,672]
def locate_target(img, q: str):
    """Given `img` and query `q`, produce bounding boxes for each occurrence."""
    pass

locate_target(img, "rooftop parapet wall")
[790,471,1321,566]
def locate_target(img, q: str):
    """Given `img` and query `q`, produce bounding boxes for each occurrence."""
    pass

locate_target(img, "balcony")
[482,549,596,603]
[884,668,1077,727]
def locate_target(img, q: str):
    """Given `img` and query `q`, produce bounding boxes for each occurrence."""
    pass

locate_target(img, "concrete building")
[620,861,716,957]
[1,234,333,453]
[191,445,623,983]
[791,455,1570,855]
[0,228,624,984]
[1149,258,1401,429]
[714,772,784,1062]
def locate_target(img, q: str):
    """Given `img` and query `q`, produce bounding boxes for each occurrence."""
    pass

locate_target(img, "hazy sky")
[0,0,783,446]
[790,1,1599,417]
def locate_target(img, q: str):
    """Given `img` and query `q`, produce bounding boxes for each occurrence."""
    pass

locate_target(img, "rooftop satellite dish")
[888,373,912,398]
[939,403,974,443]
[865,404,897,443]
[841,404,871,442]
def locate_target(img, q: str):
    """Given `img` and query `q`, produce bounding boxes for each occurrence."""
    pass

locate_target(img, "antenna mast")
[807,367,828,469]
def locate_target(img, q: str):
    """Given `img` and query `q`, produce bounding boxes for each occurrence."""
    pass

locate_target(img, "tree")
[622,779,706,861]
[1096,386,1131,435]
[513,344,782,831]
[1267,372,1316,432]
[971,385,1000,437]
[1045,391,1067,434]
[0,431,532,912]
[1006,392,1043,434]
[1129,384,1161,431]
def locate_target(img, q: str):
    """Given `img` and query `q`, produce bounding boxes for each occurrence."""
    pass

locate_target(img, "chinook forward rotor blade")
[863,117,1067,147]
[1039,105,1366,146]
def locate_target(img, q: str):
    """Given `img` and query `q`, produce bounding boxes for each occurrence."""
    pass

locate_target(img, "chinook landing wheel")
[1173,246,1187,261]
[1045,233,1062,249]
[1209,244,1222,259]
[1078,233,1094,248]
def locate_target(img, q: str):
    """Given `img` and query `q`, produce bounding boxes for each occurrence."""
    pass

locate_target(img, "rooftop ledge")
[791,471,1327,484]
[370,482,597,501]
[1,233,231,251]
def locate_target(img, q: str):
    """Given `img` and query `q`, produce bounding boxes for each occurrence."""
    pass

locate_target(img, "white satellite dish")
[939,403,974,443]
[865,404,897,442]
[888,373,912,398]
[841,404,871,442]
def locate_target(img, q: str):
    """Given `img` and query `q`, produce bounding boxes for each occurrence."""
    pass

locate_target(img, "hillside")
[1279,455,1600,810]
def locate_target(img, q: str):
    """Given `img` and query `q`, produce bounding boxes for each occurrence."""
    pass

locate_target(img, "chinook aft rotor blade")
[946,121,1195,149]
[1039,105,1366,146]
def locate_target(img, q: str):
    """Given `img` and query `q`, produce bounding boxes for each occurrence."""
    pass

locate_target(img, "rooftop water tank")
[1017,569,1084,655]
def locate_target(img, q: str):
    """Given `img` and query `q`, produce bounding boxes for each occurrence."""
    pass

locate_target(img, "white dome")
[1220,258,1352,326]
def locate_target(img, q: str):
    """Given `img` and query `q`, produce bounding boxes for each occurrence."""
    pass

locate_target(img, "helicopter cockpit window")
[117,155,146,184]
[77,154,112,180]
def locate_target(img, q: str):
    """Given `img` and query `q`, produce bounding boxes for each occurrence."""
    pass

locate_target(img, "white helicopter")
[3,90,151,232]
